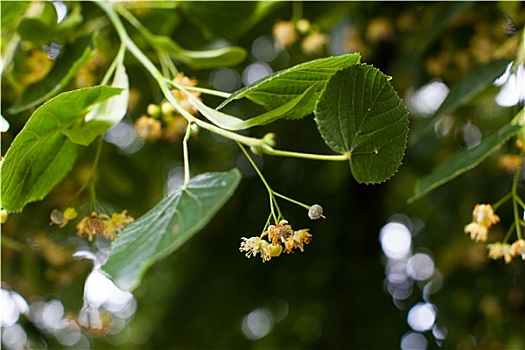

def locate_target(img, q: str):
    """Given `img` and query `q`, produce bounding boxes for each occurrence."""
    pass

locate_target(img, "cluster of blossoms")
[240,220,313,262]
[51,208,134,241]
[134,72,200,142]
[76,211,134,241]
[464,204,500,242]
[272,19,329,55]
[464,203,525,264]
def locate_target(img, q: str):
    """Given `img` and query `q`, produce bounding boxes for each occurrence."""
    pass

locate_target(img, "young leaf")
[101,169,242,291]
[17,3,83,44]
[218,53,361,120]
[410,58,512,144]
[9,35,94,114]
[180,2,276,41]
[1,86,123,213]
[408,123,521,203]
[150,35,247,69]
[314,64,409,184]
[63,63,129,146]
[187,83,319,130]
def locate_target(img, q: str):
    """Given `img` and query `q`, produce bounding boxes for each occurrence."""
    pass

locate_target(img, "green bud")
[308,204,324,220]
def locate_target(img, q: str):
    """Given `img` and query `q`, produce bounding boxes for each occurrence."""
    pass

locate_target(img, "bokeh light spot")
[380,222,412,259]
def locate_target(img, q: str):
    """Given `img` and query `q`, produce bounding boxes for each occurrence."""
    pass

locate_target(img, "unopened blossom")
[511,239,525,260]
[273,20,298,49]
[464,222,489,242]
[50,207,78,227]
[487,242,513,264]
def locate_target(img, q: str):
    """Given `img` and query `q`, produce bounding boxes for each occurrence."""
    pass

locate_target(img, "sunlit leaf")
[101,169,242,291]
[1,86,123,213]
[219,54,361,120]
[17,3,83,44]
[409,123,521,203]
[314,64,409,184]
[63,63,129,145]
[188,83,319,130]
[9,35,94,114]
[150,35,247,69]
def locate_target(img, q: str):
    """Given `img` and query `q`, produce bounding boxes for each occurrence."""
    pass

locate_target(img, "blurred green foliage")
[1,1,524,349]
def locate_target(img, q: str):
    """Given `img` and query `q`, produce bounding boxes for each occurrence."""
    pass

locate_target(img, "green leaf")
[17,3,83,44]
[188,83,319,130]
[408,123,521,203]
[9,35,94,114]
[150,35,247,69]
[180,2,275,41]
[218,54,361,120]
[63,63,129,145]
[410,58,512,144]
[101,169,242,291]
[1,86,123,213]
[314,64,409,184]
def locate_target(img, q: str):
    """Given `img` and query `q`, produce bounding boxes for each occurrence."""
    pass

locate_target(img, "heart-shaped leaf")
[218,54,361,120]
[314,64,409,184]
[101,169,242,291]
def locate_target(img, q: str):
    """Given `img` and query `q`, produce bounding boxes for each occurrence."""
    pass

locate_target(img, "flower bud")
[147,104,161,118]
[1,209,8,224]
[263,133,276,147]
[308,204,324,220]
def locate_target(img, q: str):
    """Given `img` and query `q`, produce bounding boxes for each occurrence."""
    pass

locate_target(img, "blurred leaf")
[101,169,242,291]
[219,54,361,120]
[188,83,319,130]
[1,86,123,213]
[63,63,129,145]
[1,2,30,36]
[9,35,94,114]
[411,58,512,144]
[17,3,83,44]
[151,35,247,69]
[314,64,409,184]
[180,2,276,41]
[409,123,521,203]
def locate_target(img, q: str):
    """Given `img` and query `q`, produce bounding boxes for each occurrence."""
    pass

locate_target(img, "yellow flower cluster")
[240,220,312,262]
[464,204,500,242]
[272,19,329,55]
[487,240,525,264]
[464,203,525,264]
[134,72,200,142]
[76,211,134,241]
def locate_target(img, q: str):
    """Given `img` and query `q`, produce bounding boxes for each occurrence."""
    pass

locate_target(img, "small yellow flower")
[301,32,329,55]
[273,20,298,49]
[171,72,201,116]
[76,212,109,241]
[472,204,500,227]
[510,239,525,260]
[135,115,162,141]
[487,242,513,264]
[267,220,293,245]
[284,229,312,253]
[240,236,271,262]
[104,210,134,240]
[464,222,489,242]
